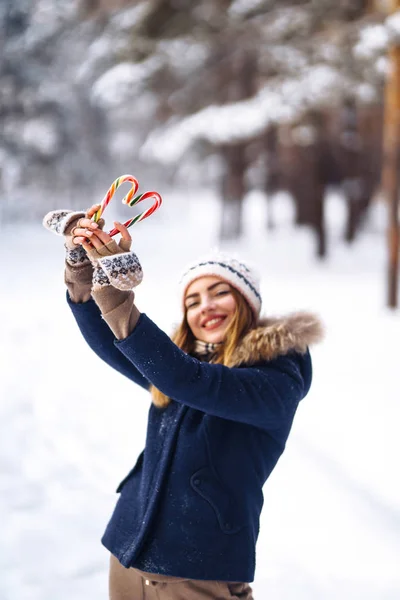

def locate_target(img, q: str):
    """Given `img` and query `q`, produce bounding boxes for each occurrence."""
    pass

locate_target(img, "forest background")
[1,2,400,599]
[2,0,398,256]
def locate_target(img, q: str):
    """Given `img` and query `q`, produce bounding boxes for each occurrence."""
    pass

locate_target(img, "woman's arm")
[63,214,148,388]
[43,205,101,303]
[65,261,93,303]
[112,314,310,430]
[43,205,149,389]
[67,291,149,390]
[73,222,307,419]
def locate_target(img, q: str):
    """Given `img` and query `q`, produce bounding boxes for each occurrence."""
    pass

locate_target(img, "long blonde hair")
[151,287,255,408]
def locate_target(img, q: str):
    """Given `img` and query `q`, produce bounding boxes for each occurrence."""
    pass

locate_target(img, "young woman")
[44,204,323,600]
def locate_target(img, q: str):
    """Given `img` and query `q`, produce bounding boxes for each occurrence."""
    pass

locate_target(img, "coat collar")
[227,311,324,367]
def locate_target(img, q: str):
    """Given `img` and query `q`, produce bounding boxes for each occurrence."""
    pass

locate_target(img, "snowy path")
[1,190,399,599]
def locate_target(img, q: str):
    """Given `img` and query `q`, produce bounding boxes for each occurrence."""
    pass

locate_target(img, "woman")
[43,204,323,599]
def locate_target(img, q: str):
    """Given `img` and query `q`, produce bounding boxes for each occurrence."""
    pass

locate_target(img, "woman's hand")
[80,220,132,256]
[43,204,104,267]
[80,221,142,292]
[68,204,103,247]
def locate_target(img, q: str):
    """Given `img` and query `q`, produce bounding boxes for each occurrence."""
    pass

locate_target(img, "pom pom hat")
[180,253,262,320]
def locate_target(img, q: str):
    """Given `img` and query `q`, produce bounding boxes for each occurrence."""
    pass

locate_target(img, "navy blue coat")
[68,295,318,583]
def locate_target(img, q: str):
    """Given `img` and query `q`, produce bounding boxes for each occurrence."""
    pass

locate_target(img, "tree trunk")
[217,46,257,241]
[264,125,279,230]
[382,0,400,308]
[337,100,364,243]
[284,114,327,257]
[219,144,247,240]
[315,179,326,258]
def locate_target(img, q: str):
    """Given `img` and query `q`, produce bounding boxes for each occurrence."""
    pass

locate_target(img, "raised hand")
[67,204,103,247]
[43,204,103,267]
[81,221,143,292]
[80,220,132,256]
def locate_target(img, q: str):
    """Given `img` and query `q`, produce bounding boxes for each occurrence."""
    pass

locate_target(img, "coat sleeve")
[67,292,150,390]
[115,314,309,430]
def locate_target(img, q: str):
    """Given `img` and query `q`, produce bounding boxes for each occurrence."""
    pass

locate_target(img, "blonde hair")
[151,287,255,408]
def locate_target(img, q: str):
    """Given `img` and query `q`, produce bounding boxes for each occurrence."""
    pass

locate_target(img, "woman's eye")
[186,302,198,309]
[216,290,229,297]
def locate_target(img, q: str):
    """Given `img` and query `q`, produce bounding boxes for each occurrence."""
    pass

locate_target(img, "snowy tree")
[0,0,394,249]
[0,0,111,220]
[124,0,390,248]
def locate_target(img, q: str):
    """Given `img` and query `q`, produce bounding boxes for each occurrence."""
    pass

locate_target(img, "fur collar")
[227,311,324,367]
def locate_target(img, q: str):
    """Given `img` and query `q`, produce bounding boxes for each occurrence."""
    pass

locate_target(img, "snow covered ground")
[1,189,399,600]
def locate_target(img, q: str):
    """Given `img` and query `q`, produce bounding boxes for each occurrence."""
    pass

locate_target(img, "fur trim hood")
[227,311,324,367]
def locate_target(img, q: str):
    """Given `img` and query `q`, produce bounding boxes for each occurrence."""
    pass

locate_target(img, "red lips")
[201,315,226,328]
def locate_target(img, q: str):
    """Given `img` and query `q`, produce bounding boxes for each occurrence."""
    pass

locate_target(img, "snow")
[110,3,150,31]
[266,45,308,72]
[1,189,400,599]
[354,24,390,60]
[76,34,116,82]
[141,65,347,162]
[91,60,160,108]
[260,7,311,41]
[24,0,78,50]
[386,10,400,42]
[156,38,209,78]
[22,117,60,157]
[355,82,378,103]
[229,0,266,18]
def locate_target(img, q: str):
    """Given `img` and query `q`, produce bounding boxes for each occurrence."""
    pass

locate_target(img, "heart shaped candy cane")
[93,175,162,237]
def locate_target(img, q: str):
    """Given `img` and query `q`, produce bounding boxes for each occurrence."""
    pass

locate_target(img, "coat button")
[145,580,150,586]
[193,478,201,486]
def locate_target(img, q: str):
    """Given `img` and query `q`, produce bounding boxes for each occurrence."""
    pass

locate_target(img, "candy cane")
[108,191,162,236]
[93,175,139,223]
[93,175,162,236]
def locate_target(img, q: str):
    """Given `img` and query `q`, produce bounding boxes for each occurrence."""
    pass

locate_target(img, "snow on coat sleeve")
[67,293,150,390]
[115,314,309,430]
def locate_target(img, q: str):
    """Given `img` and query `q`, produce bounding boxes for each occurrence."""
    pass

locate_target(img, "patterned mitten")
[86,239,143,292]
[43,209,89,266]
[43,209,105,267]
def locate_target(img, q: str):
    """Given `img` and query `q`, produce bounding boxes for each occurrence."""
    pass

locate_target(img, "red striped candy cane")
[93,175,162,236]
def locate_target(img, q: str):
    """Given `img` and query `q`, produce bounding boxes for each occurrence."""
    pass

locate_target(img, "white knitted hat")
[179,253,262,319]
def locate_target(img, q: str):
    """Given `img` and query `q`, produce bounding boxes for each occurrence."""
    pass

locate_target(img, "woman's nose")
[200,296,216,312]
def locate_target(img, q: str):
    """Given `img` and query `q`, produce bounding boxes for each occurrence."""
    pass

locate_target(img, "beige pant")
[109,555,254,600]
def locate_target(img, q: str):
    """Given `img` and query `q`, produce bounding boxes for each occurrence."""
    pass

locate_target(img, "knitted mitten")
[43,209,89,267]
[86,239,143,292]
[42,209,105,267]
[64,243,90,267]
[43,209,86,238]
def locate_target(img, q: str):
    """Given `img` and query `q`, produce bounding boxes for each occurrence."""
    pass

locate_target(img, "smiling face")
[184,276,238,343]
